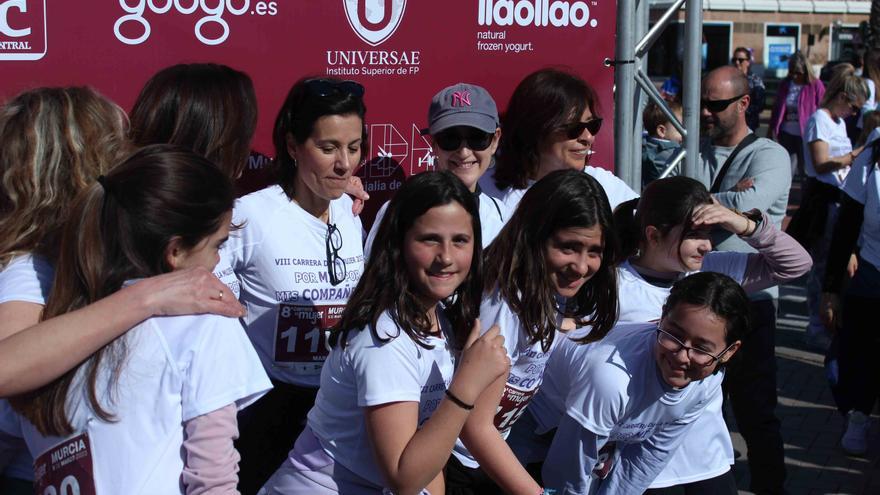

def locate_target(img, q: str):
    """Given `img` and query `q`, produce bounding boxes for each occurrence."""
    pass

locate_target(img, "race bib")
[33,432,97,495]
[493,383,537,436]
[273,303,344,374]
[591,442,617,480]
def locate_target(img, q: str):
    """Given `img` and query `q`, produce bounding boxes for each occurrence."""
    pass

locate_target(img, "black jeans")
[643,470,737,495]
[837,294,880,415]
[722,299,786,494]
[235,380,318,495]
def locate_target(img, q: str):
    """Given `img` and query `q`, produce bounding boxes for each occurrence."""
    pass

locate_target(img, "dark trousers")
[722,299,786,494]
[444,454,503,495]
[837,294,880,415]
[235,380,318,495]
[643,470,737,495]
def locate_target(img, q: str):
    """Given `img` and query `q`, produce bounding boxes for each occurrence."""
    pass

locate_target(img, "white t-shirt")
[541,324,723,494]
[306,310,456,488]
[225,185,365,387]
[781,83,803,136]
[804,109,853,187]
[0,254,53,482]
[363,188,506,259]
[843,128,880,269]
[452,289,564,468]
[0,311,271,494]
[478,165,639,222]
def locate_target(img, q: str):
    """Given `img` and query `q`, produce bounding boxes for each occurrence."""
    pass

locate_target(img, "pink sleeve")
[740,212,813,293]
[182,403,241,495]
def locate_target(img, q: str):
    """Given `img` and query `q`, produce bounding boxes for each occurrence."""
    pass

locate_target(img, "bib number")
[493,383,537,436]
[273,303,344,374]
[33,432,96,495]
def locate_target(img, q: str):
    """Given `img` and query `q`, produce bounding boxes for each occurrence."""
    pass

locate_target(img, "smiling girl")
[259,171,509,494]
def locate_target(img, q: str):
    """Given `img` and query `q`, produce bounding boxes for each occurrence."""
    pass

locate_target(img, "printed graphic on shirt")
[274,303,344,374]
[33,432,96,495]
[494,383,538,434]
[419,376,453,428]
[591,442,617,480]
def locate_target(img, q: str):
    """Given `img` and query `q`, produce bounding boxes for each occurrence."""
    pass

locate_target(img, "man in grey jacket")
[687,65,792,495]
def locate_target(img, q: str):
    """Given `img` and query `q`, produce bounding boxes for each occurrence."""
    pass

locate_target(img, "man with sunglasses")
[731,47,766,132]
[685,65,792,495]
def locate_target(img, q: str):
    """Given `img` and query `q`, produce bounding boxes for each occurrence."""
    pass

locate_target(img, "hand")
[137,267,245,318]
[732,177,754,192]
[852,145,865,159]
[847,254,859,279]
[345,176,370,216]
[450,320,510,404]
[821,292,841,332]
[691,200,751,236]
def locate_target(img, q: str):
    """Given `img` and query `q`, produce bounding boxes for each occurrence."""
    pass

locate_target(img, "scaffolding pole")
[614,0,637,189]
[681,0,702,178]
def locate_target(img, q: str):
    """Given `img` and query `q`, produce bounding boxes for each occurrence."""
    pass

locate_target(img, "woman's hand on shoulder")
[346,176,370,216]
[136,267,245,318]
[450,320,510,404]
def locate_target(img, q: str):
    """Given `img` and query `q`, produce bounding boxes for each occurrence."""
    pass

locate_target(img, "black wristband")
[445,389,474,410]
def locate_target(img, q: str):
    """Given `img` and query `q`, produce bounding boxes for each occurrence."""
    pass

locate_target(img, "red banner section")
[1,0,617,219]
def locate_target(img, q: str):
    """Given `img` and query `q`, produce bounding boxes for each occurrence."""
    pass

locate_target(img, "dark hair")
[331,171,482,350]
[273,77,368,199]
[614,176,712,265]
[733,46,752,60]
[129,63,257,180]
[662,271,751,345]
[642,100,682,137]
[494,68,601,190]
[485,169,618,349]
[11,144,235,436]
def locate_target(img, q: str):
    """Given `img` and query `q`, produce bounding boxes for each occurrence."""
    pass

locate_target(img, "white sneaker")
[841,410,870,456]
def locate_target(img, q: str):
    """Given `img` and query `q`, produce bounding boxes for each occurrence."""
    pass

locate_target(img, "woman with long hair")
[260,171,509,494]
[446,169,619,494]
[3,145,270,493]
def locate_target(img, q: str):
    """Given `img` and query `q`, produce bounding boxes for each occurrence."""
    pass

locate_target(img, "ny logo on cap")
[452,91,472,107]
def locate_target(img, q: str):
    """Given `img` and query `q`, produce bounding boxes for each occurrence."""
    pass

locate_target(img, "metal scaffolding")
[614,0,702,190]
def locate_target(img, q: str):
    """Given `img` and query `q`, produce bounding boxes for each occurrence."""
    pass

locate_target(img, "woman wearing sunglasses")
[769,51,825,179]
[479,68,637,219]
[788,65,868,351]
[365,83,504,255]
[223,77,368,493]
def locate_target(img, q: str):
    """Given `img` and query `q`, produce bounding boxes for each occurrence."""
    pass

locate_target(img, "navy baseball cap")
[426,83,499,135]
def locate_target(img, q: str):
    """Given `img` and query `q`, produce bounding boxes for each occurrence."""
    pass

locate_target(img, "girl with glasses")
[479,68,637,221]
[2,145,271,493]
[445,169,619,495]
[223,76,369,492]
[537,272,747,493]
[508,176,809,494]
[259,171,509,494]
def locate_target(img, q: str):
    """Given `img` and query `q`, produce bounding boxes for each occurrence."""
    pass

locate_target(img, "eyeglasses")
[433,128,495,151]
[732,57,749,64]
[701,94,747,113]
[305,79,365,98]
[326,223,347,286]
[656,327,736,367]
[559,118,603,139]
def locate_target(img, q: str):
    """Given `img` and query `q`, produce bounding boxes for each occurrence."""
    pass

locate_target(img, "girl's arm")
[459,375,543,495]
[366,323,509,495]
[821,194,865,330]
[809,139,862,174]
[0,267,243,397]
[181,403,241,495]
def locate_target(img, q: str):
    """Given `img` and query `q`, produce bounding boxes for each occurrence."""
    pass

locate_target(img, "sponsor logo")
[342,0,406,47]
[113,0,277,46]
[478,0,597,28]
[0,0,46,60]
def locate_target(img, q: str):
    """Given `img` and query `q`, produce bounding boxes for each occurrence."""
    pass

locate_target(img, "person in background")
[769,51,826,179]
[642,100,683,188]
[732,47,766,132]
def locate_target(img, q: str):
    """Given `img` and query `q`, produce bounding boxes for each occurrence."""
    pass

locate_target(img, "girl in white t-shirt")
[2,145,271,493]
[539,272,747,494]
[260,170,510,494]
[446,169,620,495]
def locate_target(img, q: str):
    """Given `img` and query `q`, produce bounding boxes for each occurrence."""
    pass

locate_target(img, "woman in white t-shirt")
[446,169,619,495]
[796,65,869,347]
[479,68,638,217]
[3,145,271,494]
[224,77,371,492]
[508,176,810,493]
[260,171,510,494]
[539,272,747,494]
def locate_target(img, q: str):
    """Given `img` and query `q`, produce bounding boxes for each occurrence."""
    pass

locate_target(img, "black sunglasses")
[701,93,747,113]
[433,128,495,152]
[305,79,365,98]
[559,118,603,139]
[326,223,347,286]
[732,57,749,63]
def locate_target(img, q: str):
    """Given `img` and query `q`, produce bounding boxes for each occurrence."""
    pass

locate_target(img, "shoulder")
[0,254,54,304]
[234,185,286,220]
[584,165,639,209]
[745,137,789,164]
[150,313,246,358]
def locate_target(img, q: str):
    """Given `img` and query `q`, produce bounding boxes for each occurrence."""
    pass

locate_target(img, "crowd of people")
[0,52,872,494]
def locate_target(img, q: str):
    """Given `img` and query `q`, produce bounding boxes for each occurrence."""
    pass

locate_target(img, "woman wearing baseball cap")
[365,83,504,255]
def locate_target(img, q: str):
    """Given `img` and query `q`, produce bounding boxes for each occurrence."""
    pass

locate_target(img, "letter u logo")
[358,0,393,30]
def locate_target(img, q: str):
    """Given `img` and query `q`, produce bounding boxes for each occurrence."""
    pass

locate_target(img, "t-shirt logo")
[33,432,97,495]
